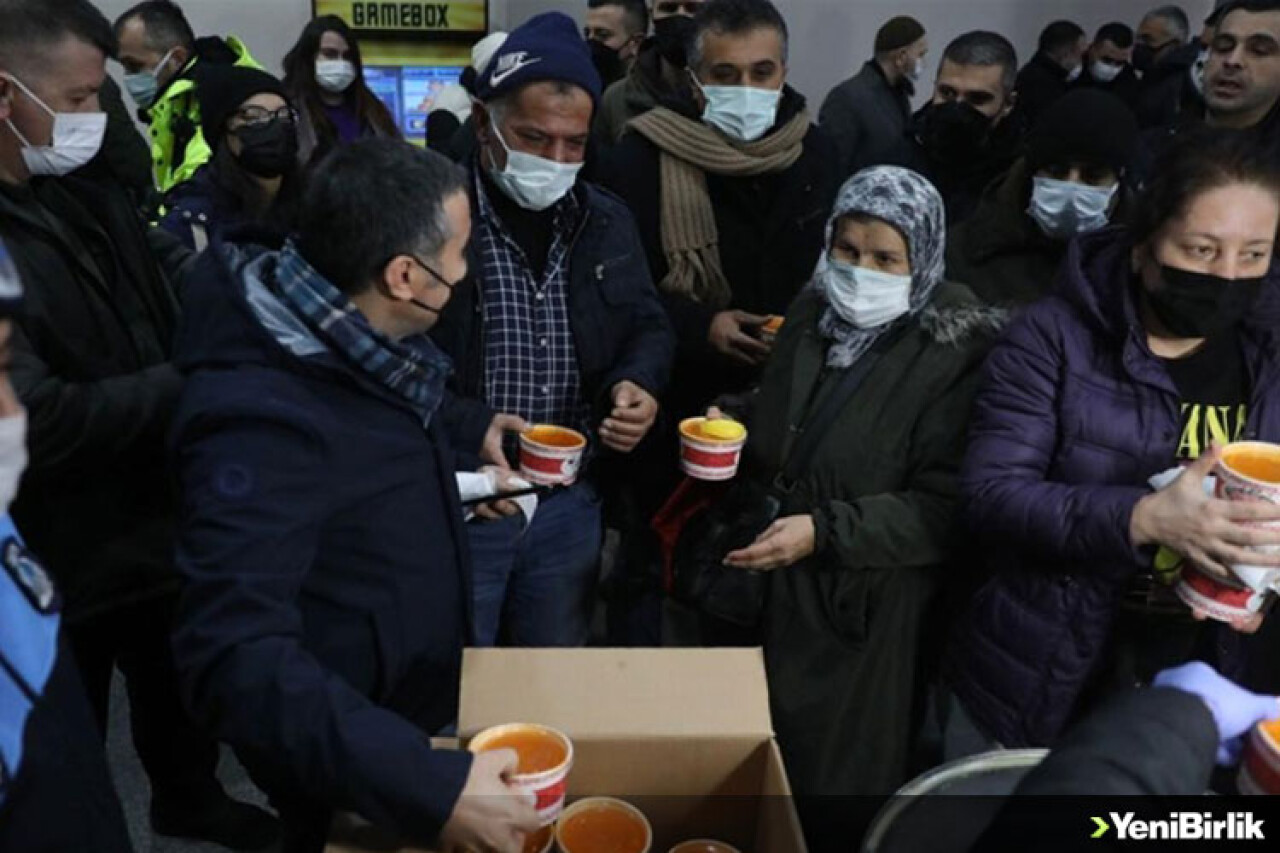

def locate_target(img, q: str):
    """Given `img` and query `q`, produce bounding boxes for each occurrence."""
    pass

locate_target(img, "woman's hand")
[1131,445,1280,579]
[724,515,815,571]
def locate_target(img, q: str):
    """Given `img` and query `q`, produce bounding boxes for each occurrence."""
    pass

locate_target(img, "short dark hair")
[297,139,467,295]
[942,31,1018,92]
[1095,22,1135,49]
[1039,20,1086,55]
[1143,5,1191,42]
[588,0,650,36]
[113,0,196,55]
[688,0,789,71]
[0,0,115,75]
[1129,126,1280,245]
[1220,0,1280,20]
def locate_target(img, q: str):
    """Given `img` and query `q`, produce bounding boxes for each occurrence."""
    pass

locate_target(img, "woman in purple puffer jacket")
[944,128,1280,753]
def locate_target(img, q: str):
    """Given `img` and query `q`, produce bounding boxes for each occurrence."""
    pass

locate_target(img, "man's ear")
[170,46,190,72]
[380,255,417,302]
[471,101,490,142]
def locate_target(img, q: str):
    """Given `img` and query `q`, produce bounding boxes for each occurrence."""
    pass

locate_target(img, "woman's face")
[830,216,912,277]
[226,93,289,157]
[319,31,352,63]
[1136,182,1279,286]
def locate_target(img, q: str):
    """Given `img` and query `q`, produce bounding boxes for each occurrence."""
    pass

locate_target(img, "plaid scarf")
[274,240,451,425]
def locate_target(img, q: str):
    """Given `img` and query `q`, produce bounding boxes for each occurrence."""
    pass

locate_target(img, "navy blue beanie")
[476,12,602,106]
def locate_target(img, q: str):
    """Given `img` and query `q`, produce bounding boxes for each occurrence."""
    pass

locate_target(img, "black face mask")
[1132,41,1174,74]
[653,15,696,67]
[1145,264,1264,338]
[589,38,627,88]
[233,117,298,179]
[916,100,993,166]
[407,255,458,316]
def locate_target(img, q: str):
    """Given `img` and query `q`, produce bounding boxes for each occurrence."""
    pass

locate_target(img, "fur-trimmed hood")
[917,282,1009,345]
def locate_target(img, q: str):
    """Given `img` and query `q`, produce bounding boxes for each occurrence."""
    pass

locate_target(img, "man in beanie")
[1013,20,1088,128]
[431,11,674,648]
[819,15,927,181]
[159,65,301,249]
[0,1,278,848]
[948,90,1139,308]
[594,0,708,143]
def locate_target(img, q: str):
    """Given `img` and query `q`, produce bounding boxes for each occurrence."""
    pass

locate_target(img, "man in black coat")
[1133,4,1201,127]
[0,1,275,848]
[1075,22,1142,110]
[819,15,927,182]
[1012,20,1088,128]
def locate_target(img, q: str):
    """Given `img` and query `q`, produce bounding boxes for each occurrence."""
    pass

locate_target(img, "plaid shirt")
[274,240,451,426]
[474,173,588,430]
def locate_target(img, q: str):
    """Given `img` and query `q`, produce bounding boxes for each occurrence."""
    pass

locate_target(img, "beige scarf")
[628,105,810,308]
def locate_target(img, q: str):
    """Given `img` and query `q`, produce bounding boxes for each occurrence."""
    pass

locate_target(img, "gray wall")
[94,0,1215,107]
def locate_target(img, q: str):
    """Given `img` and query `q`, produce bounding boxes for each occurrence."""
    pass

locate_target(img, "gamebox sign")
[312,1,488,38]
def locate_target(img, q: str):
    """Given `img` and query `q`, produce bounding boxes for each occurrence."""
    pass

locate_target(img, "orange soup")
[477,728,568,776]
[1261,719,1280,748]
[525,426,586,449]
[1225,447,1280,484]
[522,825,554,853]
[762,316,784,333]
[558,802,649,853]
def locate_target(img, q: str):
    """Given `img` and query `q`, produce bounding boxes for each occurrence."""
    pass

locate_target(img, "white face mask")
[0,412,28,515]
[1065,63,1083,83]
[693,77,782,142]
[1089,60,1124,84]
[122,47,176,110]
[485,121,583,211]
[823,258,912,329]
[908,57,925,82]
[1191,48,1209,96]
[1027,176,1118,240]
[3,75,106,177]
[316,59,357,94]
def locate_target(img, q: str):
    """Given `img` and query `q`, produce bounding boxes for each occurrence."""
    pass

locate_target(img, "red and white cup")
[1238,720,1280,795]
[469,723,574,827]
[519,426,587,487]
[678,417,748,482]
[1176,442,1280,622]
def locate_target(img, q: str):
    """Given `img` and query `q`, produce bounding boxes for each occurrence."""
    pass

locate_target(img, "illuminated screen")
[365,65,466,144]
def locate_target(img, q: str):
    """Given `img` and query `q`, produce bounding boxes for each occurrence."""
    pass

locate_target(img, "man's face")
[931,58,1011,121]
[1091,38,1132,69]
[895,36,929,79]
[476,82,593,167]
[1059,35,1089,71]
[1136,15,1179,56]
[651,0,703,22]
[691,25,786,93]
[402,191,470,334]
[586,5,643,62]
[1205,9,1280,123]
[0,35,105,181]
[115,16,184,82]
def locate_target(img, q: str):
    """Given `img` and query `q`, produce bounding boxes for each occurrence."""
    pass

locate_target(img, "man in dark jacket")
[948,90,1139,308]
[1075,22,1142,110]
[594,0,706,143]
[432,13,675,648]
[819,15,927,182]
[897,30,1022,226]
[1013,20,1088,127]
[1134,4,1201,127]
[171,139,541,853]
[0,1,275,848]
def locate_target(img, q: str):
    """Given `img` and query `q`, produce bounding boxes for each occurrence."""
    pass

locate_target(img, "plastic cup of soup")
[679,417,748,482]
[1238,718,1280,795]
[523,825,555,853]
[469,723,574,827]
[668,841,743,853]
[759,315,784,345]
[556,797,652,853]
[1177,442,1280,622]
[519,425,588,487]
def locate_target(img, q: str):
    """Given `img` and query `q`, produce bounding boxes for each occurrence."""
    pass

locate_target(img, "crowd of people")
[2,0,1280,852]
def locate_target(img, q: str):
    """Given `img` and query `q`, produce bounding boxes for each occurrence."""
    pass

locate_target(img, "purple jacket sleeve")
[960,307,1151,578]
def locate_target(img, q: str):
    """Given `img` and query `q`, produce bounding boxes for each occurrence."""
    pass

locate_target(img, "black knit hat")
[198,66,290,151]
[874,16,926,54]
[1026,90,1139,174]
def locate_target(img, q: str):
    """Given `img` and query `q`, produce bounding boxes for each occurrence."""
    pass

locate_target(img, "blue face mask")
[691,76,782,142]
[1027,176,1118,240]
[123,48,176,110]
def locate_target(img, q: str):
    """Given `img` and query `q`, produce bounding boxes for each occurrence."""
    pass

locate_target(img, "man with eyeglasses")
[1133,4,1202,127]
[594,0,708,142]
[0,0,279,848]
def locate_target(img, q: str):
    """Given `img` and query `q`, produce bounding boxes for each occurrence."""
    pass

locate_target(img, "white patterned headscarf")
[813,166,947,368]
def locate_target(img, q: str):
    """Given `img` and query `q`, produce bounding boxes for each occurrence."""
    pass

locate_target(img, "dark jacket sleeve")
[818,83,862,184]
[438,389,494,472]
[171,404,471,845]
[10,321,183,479]
[960,306,1149,576]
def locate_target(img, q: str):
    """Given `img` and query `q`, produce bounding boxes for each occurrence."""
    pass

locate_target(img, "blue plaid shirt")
[474,173,588,431]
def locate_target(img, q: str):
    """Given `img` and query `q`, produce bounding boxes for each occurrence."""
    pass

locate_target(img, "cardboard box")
[327,648,807,853]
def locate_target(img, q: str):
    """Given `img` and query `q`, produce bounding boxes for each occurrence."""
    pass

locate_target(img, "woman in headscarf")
[710,166,1004,798]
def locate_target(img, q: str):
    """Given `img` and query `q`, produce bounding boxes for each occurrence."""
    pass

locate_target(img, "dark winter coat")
[819,61,913,182]
[944,227,1280,748]
[747,284,1003,796]
[1134,41,1203,129]
[158,164,298,251]
[1074,62,1142,112]
[1014,52,1074,128]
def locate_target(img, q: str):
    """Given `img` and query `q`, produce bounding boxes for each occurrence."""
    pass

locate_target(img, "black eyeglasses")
[231,106,297,128]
